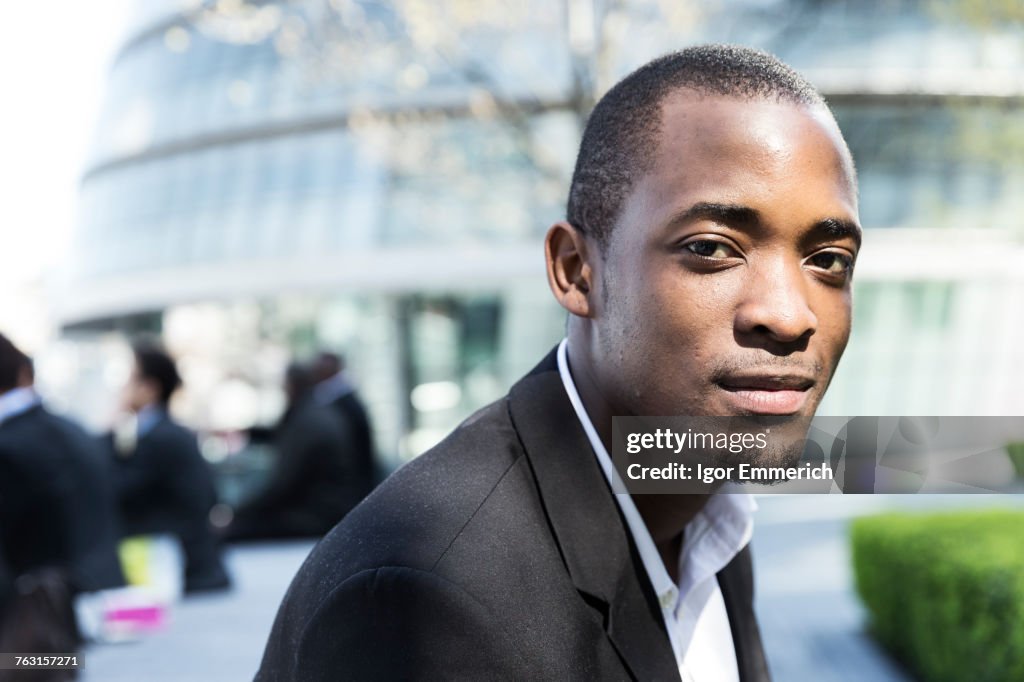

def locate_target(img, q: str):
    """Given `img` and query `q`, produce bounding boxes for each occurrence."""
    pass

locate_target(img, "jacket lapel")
[717,546,772,682]
[508,349,681,682]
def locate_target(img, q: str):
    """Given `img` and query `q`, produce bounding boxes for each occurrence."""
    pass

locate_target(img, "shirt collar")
[676,488,756,603]
[0,387,40,426]
[555,338,755,608]
[136,404,165,438]
[313,370,354,405]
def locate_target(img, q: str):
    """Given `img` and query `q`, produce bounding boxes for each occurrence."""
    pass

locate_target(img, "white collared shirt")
[556,339,755,682]
[135,404,165,439]
[0,387,39,426]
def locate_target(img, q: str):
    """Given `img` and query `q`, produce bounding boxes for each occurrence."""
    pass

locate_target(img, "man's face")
[590,93,860,420]
[121,363,158,413]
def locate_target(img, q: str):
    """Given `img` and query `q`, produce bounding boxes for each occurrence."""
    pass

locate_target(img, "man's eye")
[808,251,853,274]
[684,240,735,258]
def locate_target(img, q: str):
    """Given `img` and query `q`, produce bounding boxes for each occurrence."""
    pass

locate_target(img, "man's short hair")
[132,343,182,406]
[566,44,830,252]
[315,351,343,372]
[312,351,345,383]
[0,333,30,393]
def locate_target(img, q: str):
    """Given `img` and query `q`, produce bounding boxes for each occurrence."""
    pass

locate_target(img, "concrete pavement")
[80,541,315,682]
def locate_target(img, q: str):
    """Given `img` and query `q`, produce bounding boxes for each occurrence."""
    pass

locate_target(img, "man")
[0,333,124,595]
[311,351,377,501]
[0,334,124,665]
[258,44,859,681]
[225,362,359,540]
[104,343,230,593]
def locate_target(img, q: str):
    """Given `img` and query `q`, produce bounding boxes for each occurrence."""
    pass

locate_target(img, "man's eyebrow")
[665,202,862,249]
[666,202,761,228]
[812,217,863,249]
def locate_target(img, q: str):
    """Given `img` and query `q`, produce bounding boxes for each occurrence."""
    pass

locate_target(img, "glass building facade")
[59,0,1024,467]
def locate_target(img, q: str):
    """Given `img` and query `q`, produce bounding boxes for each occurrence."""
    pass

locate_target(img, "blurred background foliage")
[852,509,1024,682]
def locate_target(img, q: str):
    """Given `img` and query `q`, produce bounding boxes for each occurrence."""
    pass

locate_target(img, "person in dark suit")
[105,343,230,594]
[311,351,378,501]
[259,45,861,681]
[224,362,359,541]
[0,542,12,618]
[0,333,125,596]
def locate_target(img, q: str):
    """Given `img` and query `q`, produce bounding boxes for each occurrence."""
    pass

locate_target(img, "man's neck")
[134,401,161,416]
[565,337,710,575]
[632,494,708,583]
[132,402,166,440]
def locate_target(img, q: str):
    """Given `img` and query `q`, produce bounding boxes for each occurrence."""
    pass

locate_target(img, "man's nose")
[734,258,818,347]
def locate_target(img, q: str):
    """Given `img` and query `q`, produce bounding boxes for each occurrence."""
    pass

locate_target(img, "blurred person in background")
[311,351,378,502]
[224,361,359,541]
[0,333,125,662]
[0,332,124,595]
[0,542,11,618]
[103,342,230,594]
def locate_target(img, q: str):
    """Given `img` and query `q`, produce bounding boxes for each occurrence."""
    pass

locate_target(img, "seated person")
[224,363,359,541]
[103,343,230,594]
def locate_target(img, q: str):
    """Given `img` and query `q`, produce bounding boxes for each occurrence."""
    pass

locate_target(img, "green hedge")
[851,509,1024,682]
[1008,442,1024,478]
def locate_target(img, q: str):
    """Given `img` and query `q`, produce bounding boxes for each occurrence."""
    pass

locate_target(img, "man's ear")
[545,221,597,318]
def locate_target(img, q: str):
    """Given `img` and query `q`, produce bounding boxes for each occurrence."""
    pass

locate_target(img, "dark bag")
[0,568,80,682]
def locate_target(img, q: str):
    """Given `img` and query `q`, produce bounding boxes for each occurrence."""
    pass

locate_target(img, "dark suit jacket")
[257,350,770,681]
[106,413,227,592]
[0,542,11,615]
[325,389,377,501]
[0,405,124,592]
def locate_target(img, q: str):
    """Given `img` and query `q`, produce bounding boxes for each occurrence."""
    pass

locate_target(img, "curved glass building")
[60,0,1024,464]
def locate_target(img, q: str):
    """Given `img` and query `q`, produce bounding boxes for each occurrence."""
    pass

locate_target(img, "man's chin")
[721,441,805,471]
[715,415,814,471]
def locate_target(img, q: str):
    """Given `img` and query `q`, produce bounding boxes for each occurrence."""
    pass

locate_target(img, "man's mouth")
[715,373,815,415]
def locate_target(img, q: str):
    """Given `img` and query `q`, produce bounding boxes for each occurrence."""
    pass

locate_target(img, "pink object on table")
[105,604,167,632]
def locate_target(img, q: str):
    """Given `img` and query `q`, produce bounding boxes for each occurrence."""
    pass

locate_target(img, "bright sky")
[0,1,129,348]
[0,1,129,289]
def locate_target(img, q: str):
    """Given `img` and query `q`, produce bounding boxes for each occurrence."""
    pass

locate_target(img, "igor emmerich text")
[627,461,833,484]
